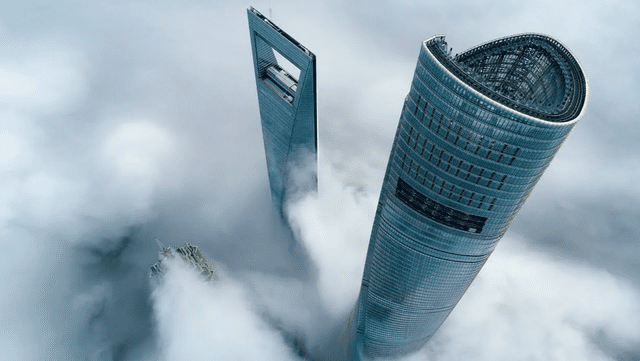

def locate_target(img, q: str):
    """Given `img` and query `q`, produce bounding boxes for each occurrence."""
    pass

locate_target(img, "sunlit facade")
[247,7,317,215]
[347,34,588,359]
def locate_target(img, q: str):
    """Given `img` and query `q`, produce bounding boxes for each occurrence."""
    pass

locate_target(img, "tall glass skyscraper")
[345,34,589,359]
[248,7,317,215]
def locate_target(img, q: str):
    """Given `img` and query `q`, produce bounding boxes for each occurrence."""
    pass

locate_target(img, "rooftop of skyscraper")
[428,34,587,122]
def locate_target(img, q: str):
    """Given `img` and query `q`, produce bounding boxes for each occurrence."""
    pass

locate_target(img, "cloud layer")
[0,0,639,360]
[152,258,299,361]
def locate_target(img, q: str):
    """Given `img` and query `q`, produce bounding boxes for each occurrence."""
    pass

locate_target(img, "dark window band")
[395,177,487,233]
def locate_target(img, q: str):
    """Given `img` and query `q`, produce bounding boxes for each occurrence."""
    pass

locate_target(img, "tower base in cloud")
[150,242,218,282]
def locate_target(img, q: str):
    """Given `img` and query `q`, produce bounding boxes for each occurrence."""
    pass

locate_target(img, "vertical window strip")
[488,198,496,211]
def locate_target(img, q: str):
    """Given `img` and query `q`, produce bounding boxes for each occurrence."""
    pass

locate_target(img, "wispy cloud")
[0,0,638,360]
[152,258,300,361]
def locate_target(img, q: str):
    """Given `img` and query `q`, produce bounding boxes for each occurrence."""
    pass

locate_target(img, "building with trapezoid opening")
[247,7,317,217]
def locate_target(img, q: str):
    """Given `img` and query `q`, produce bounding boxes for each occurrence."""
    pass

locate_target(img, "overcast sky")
[1,0,639,360]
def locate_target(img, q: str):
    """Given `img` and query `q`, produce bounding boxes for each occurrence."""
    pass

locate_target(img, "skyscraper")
[247,7,317,215]
[346,34,588,359]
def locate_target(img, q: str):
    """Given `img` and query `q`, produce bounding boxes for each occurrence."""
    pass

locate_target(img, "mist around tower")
[147,158,640,361]
[1,1,639,360]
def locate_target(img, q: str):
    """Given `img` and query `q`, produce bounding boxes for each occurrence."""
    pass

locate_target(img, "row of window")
[395,177,487,233]
[380,199,499,254]
[408,92,521,167]
[406,84,567,174]
[369,234,480,293]
[397,148,498,212]
[417,49,576,137]
[412,77,570,151]
[396,118,548,214]
[402,121,509,190]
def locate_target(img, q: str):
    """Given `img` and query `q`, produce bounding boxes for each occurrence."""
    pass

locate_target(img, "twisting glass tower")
[247,7,317,215]
[345,34,588,359]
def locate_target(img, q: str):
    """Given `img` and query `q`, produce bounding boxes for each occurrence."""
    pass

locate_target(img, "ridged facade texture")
[350,34,588,359]
[248,7,317,215]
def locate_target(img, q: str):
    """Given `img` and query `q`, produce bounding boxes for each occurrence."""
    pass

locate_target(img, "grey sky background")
[1,0,639,360]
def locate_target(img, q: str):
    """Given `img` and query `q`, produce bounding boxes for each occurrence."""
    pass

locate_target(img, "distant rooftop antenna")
[154,237,165,250]
[269,0,272,19]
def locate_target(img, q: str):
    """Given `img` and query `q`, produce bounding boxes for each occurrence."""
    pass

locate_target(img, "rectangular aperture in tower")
[247,7,317,215]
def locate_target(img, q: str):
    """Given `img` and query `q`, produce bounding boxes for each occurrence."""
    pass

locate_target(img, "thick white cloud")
[100,120,178,212]
[288,159,375,318]
[152,258,299,361]
[415,238,640,361]
[0,49,86,113]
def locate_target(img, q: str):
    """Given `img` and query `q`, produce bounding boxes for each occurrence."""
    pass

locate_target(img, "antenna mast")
[154,237,165,250]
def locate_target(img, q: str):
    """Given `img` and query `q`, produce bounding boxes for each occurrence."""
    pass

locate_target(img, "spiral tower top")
[344,34,588,360]
[429,33,588,122]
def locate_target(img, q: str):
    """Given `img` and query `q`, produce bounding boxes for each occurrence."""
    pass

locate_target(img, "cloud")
[286,163,640,361]
[414,238,640,361]
[0,49,86,113]
[100,120,178,212]
[0,0,639,360]
[152,257,300,361]
[288,158,375,318]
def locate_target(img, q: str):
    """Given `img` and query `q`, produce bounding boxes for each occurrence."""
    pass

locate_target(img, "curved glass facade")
[349,34,588,359]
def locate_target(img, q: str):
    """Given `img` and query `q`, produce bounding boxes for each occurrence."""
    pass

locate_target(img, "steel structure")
[150,243,217,282]
[247,7,317,215]
[343,34,588,359]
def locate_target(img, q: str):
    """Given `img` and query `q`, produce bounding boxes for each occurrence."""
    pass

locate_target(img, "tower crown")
[428,34,588,123]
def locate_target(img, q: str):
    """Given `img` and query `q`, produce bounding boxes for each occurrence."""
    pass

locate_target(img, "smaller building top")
[248,6,314,58]
[150,242,217,281]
